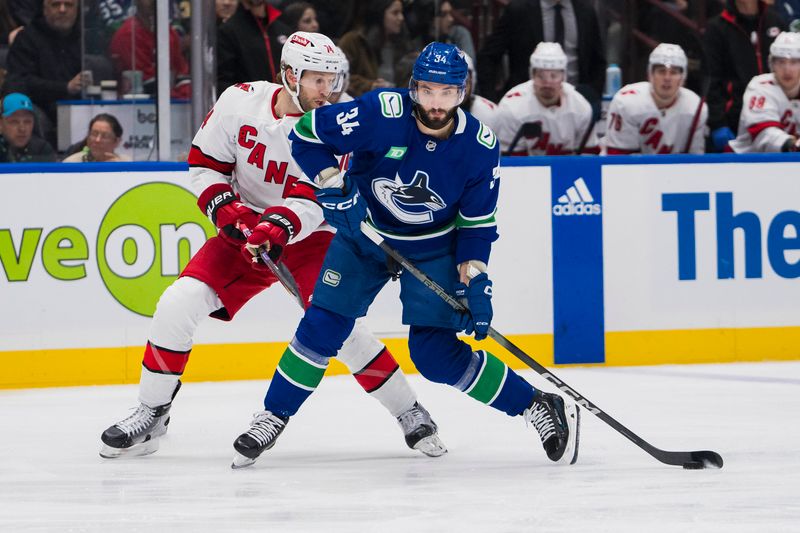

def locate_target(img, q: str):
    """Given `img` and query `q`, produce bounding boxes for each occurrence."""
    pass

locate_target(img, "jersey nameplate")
[379,92,404,118]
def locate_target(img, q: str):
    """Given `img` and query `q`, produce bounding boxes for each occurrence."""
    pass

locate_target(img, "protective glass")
[298,70,344,96]
[409,79,465,108]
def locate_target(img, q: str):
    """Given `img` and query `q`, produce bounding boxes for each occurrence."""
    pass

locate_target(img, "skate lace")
[116,404,157,436]
[397,404,430,435]
[247,411,286,446]
[525,403,556,443]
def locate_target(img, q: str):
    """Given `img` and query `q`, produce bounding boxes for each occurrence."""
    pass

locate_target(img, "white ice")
[1,362,799,532]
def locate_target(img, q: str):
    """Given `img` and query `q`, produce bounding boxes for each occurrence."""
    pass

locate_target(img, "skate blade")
[231,452,257,469]
[99,439,159,459]
[413,435,448,458]
[555,403,580,466]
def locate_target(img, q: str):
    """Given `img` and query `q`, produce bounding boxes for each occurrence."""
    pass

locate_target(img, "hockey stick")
[240,226,305,308]
[574,116,598,155]
[682,77,710,154]
[502,122,542,156]
[359,221,723,469]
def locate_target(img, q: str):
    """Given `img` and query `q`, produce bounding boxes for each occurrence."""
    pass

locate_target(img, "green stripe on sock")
[466,352,507,404]
[277,346,327,390]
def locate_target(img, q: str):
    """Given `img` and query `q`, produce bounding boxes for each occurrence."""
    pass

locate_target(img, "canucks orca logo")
[372,171,446,224]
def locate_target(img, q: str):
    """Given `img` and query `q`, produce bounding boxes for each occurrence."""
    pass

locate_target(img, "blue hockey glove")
[454,272,493,341]
[711,127,735,152]
[315,176,367,233]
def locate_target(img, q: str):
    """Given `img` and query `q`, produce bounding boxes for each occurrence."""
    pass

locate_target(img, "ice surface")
[1,362,798,532]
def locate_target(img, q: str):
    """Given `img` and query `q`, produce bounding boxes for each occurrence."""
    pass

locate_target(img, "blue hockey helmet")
[410,42,468,108]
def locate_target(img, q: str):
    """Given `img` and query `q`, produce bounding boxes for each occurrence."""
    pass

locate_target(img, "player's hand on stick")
[454,272,493,341]
[315,176,367,233]
[241,212,293,269]
[781,135,800,152]
[201,185,260,244]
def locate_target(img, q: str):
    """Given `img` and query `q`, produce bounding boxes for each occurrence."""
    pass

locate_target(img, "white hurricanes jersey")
[494,80,598,155]
[189,81,327,243]
[469,94,499,132]
[729,73,800,153]
[604,82,707,154]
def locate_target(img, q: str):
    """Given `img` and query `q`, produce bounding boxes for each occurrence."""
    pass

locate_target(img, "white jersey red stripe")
[493,80,598,155]
[188,81,330,244]
[604,81,706,155]
[729,73,800,153]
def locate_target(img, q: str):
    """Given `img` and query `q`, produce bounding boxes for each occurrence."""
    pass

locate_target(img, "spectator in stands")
[407,0,476,64]
[280,2,318,32]
[604,43,707,155]
[280,0,357,40]
[477,0,605,110]
[217,0,239,23]
[5,0,90,145]
[109,0,192,98]
[493,42,598,156]
[703,0,786,152]
[0,92,57,162]
[217,0,291,92]
[62,113,131,162]
[461,54,498,130]
[729,32,800,152]
[0,1,22,47]
[338,0,419,96]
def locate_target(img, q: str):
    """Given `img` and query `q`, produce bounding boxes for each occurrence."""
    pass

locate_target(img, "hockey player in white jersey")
[493,42,599,155]
[729,32,800,153]
[604,43,707,155]
[99,32,446,460]
[461,54,498,130]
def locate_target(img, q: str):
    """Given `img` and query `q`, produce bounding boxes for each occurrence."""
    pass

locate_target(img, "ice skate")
[523,390,580,465]
[231,410,289,469]
[99,402,173,458]
[397,402,447,457]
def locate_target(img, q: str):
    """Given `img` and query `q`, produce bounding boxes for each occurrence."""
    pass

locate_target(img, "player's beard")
[414,104,457,130]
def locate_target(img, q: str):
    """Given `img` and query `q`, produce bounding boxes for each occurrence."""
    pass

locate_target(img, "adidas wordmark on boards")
[552,177,602,216]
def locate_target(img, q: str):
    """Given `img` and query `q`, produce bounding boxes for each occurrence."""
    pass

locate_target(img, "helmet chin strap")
[282,68,308,113]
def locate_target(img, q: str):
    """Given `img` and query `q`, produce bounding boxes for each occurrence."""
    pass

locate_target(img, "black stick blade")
[691,450,724,469]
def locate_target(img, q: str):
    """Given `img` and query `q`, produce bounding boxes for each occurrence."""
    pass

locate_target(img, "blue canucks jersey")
[290,88,500,265]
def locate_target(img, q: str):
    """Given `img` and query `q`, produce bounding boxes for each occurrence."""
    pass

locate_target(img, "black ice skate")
[397,402,447,457]
[523,390,580,465]
[231,410,289,469]
[99,381,181,459]
[100,402,173,458]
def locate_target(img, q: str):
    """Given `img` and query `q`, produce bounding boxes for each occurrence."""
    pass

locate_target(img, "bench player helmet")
[770,31,800,61]
[529,42,568,72]
[648,43,687,75]
[280,31,345,112]
[409,41,468,107]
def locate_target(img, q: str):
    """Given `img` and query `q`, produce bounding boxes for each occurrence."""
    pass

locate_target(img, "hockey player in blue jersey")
[232,42,580,468]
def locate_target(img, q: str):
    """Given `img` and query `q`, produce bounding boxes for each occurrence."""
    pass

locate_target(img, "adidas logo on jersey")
[552,177,601,216]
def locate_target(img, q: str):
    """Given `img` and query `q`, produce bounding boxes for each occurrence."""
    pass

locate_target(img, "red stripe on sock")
[353,348,400,393]
[143,342,190,375]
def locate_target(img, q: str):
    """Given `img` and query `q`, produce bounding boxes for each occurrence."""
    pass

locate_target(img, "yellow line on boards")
[1,327,798,389]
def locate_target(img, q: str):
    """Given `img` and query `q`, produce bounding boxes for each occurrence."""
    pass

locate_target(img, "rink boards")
[1,155,799,388]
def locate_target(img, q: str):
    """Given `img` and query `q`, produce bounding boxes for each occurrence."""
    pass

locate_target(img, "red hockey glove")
[241,211,297,270]
[198,184,259,244]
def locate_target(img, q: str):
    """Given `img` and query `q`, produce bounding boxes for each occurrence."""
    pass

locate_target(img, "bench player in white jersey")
[604,43,707,155]
[493,42,599,156]
[462,54,498,130]
[729,32,800,153]
[99,32,446,459]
